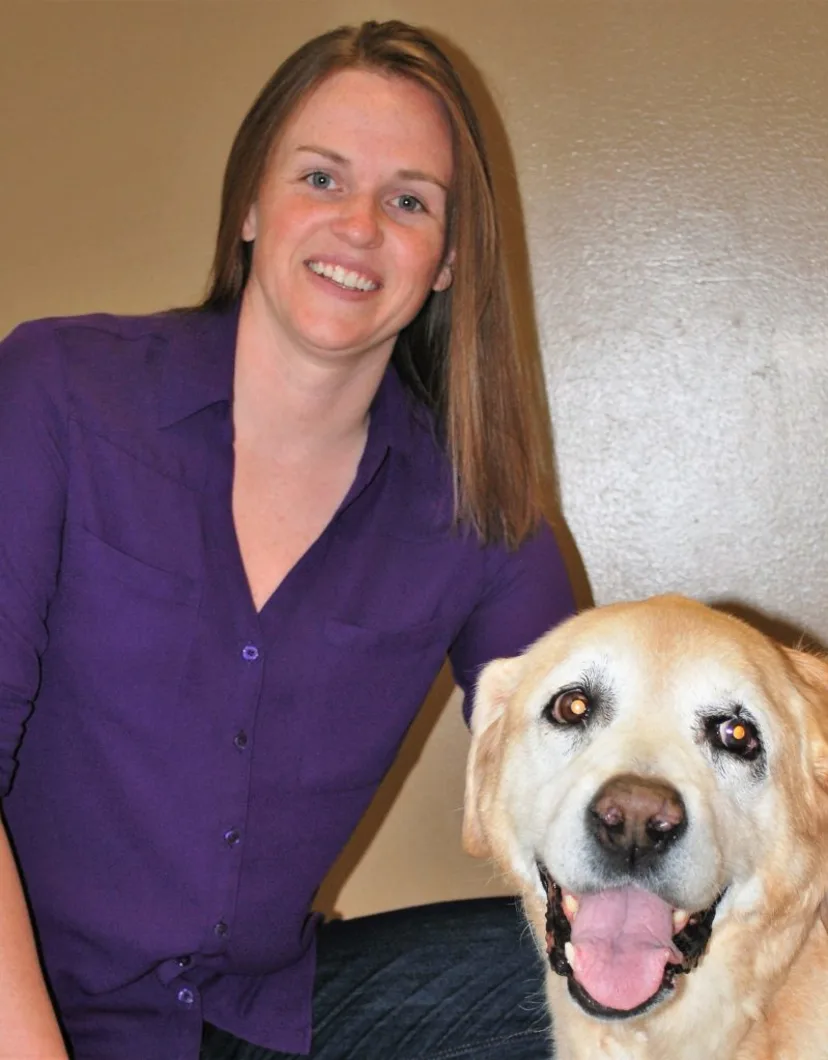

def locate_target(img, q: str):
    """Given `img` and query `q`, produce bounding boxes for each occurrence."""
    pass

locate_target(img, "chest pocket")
[288,616,449,791]
[61,524,197,602]
[47,525,201,729]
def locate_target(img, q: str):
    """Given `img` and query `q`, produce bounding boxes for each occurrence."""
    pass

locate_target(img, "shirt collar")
[154,301,423,459]
[155,305,239,428]
[365,355,420,458]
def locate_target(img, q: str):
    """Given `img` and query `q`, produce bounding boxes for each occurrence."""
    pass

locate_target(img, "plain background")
[2,0,827,917]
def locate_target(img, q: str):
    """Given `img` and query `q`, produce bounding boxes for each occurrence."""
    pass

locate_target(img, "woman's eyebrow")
[295,145,348,164]
[396,169,449,193]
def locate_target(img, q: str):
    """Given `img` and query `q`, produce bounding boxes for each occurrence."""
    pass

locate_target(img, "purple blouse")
[0,307,575,1059]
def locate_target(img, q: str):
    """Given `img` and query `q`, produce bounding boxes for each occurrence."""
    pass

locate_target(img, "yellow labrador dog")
[463,595,828,1059]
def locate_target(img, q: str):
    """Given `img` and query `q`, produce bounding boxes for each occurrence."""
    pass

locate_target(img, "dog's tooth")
[562,894,579,918]
[564,941,575,967]
[673,909,690,933]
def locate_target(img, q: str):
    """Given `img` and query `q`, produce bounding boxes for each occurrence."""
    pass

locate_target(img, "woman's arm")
[0,322,71,1055]
[449,520,577,720]
[0,821,68,1058]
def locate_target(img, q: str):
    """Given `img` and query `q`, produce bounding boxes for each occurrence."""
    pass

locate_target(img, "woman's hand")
[0,818,69,1059]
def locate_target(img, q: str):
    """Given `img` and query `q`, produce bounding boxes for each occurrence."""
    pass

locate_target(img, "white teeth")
[673,909,690,933]
[307,261,378,291]
[563,894,580,918]
[564,941,576,967]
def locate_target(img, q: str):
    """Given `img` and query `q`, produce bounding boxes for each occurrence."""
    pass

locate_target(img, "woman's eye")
[391,193,425,213]
[545,689,591,726]
[306,171,334,190]
[710,714,761,760]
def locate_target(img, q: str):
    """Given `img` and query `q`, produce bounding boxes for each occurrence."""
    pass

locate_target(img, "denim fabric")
[199,898,554,1059]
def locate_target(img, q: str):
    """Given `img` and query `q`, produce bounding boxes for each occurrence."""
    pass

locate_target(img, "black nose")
[587,774,687,872]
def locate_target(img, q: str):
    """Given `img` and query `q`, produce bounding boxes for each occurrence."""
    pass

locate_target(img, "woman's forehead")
[274,68,453,177]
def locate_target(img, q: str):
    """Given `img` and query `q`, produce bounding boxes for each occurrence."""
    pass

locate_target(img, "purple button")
[233,730,248,750]
[214,920,229,937]
[177,987,195,1007]
[223,828,241,847]
[241,645,259,662]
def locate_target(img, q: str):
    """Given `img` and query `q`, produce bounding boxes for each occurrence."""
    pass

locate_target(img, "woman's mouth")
[306,260,380,292]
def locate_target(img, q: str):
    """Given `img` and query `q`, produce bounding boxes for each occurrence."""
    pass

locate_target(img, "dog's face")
[464,595,828,1025]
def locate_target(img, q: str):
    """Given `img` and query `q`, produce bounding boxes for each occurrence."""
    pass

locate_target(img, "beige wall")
[3,1,828,917]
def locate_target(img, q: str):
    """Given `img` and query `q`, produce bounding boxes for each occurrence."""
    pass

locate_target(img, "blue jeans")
[200,897,554,1059]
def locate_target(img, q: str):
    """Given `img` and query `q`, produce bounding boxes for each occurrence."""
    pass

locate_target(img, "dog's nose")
[587,774,687,870]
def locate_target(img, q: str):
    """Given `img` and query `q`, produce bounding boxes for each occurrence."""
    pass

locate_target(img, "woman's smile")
[305,259,382,293]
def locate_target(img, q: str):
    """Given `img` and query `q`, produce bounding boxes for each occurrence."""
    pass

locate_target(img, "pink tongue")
[569,888,682,1012]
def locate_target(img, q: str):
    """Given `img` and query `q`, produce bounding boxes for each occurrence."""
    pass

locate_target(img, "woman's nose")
[331,193,383,248]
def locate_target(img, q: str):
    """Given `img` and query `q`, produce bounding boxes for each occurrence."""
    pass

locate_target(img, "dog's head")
[464,595,828,1021]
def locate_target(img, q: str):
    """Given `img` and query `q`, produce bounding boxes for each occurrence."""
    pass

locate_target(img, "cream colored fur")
[463,595,828,1060]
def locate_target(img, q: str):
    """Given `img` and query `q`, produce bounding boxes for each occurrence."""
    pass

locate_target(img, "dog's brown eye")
[548,689,591,725]
[714,716,760,759]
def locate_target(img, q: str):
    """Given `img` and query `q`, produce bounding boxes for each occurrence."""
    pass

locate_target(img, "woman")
[0,19,574,1060]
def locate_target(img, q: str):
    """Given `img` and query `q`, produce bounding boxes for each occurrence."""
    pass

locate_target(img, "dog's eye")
[711,715,761,759]
[546,689,591,726]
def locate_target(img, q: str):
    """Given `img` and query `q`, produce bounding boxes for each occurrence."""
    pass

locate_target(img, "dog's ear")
[783,647,828,793]
[783,646,828,938]
[462,656,524,859]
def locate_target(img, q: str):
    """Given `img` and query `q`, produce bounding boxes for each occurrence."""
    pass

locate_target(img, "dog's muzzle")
[538,863,722,1020]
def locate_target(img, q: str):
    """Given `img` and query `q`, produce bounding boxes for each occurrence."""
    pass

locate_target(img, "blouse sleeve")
[448,520,576,722]
[0,321,68,796]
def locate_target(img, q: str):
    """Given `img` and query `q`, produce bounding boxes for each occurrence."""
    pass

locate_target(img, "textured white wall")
[510,3,828,645]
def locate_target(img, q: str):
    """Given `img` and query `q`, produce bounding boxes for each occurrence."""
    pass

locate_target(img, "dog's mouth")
[538,863,722,1020]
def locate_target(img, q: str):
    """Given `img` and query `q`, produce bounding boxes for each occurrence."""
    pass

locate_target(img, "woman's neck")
[232,292,388,458]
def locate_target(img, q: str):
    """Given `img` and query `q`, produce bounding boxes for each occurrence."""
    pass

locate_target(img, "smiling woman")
[237,69,453,415]
[0,18,574,1060]
[229,66,458,611]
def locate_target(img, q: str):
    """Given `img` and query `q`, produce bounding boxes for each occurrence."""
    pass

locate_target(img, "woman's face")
[241,67,454,367]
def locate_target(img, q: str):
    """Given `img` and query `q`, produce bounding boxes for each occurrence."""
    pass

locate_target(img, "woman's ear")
[432,249,455,293]
[241,203,258,243]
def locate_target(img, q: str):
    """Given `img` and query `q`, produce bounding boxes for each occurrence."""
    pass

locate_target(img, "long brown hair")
[201,20,552,548]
